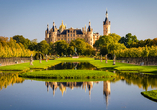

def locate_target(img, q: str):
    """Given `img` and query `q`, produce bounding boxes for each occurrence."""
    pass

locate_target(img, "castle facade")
[45,10,110,46]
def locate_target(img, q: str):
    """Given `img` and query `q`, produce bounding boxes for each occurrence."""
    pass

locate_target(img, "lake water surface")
[0,62,157,110]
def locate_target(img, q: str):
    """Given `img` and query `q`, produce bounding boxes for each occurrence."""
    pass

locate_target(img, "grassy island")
[19,70,116,79]
[141,90,157,102]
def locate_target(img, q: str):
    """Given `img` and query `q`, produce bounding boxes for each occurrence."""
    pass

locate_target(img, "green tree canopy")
[13,35,31,49]
[119,33,138,48]
[38,40,50,54]
[54,40,69,56]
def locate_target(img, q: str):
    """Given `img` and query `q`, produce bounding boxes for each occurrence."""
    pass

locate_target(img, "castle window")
[71,34,72,37]
[71,38,72,40]
[106,28,107,30]
[73,34,75,37]
[58,39,60,40]
[68,34,69,37]
[61,38,63,40]
[64,39,66,40]
[68,38,69,41]
[73,38,75,40]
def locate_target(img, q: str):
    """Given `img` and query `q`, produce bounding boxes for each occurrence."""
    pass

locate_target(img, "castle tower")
[87,21,93,47]
[103,9,111,36]
[49,21,57,43]
[45,24,49,43]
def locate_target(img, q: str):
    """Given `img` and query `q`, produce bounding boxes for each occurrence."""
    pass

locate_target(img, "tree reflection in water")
[113,72,157,91]
[48,62,98,70]
[0,72,25,90]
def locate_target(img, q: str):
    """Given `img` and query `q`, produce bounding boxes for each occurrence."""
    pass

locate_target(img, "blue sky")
[0,0,157,42]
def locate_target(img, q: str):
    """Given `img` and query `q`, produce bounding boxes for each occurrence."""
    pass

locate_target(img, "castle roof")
[103,17,110,25]
[60,29,83,35]
[88,25,91,31]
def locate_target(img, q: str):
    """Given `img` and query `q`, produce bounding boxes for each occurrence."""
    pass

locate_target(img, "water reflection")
[48,62,97,70]
[103,81,110,106]
[45,81,111,107]
[115,72,157,91]
[45,81,98,96]
[0,72,25,90]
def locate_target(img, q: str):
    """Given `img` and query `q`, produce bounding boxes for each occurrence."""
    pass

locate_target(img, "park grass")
[19,70,116,79]
[89,60,157,73]
[115,66,157,73]
[89,60,135,69]
[141,90,157,102]
[0,60,61,71]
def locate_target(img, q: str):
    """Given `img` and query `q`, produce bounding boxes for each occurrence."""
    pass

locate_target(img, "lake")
[0,62,157,110]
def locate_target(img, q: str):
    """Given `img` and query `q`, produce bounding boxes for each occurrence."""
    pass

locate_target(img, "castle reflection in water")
[45,81,111,106]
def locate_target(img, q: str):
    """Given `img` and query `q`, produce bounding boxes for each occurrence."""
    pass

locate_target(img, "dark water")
[48,62,97,70]
[0,65,157,110]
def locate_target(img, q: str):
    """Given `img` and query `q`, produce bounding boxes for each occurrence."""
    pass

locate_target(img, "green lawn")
[89,60,134,69]
[0,60,61,71]
[19,70,116,79]
[90,60,157,73]
[141,90,157,102]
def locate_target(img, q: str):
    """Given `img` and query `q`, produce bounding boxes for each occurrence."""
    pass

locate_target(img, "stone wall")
[117,57,157,65]
[0,57,30,66]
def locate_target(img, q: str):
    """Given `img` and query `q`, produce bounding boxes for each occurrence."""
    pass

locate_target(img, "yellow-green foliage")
[0,38,36,58]
[114,46,157,58]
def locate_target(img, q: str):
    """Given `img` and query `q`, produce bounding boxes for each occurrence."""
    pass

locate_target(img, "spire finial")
[89,20,91,26]
[106,8,108,18]
[62,20,63,25]
[47,24,49,28]
[53,21,55,26]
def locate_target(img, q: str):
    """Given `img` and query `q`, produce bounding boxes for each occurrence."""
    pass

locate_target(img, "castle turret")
[49,21,57,43]
[87,21,93,47]
[45,24,49,43]
[103,9,111,35]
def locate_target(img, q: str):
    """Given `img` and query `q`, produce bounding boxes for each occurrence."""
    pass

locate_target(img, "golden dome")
[59,20,66,30]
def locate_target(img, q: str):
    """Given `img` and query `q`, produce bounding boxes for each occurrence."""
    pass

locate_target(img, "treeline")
[0,36,35,58]
[11,35,96,56]
[119,33,157,48]
[114,45,157,58]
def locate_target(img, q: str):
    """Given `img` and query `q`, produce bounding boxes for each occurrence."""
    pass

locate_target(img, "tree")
[70,38,86,55]
[13,35,31,49]
[49,42,55,55]
[54,40,69,56]
[29,39,38,51]
[119,33,138,48]
[67,46,74,55]
[38,40,50,54]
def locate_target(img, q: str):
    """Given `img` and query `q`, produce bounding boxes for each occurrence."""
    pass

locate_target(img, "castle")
[45,10,110,47]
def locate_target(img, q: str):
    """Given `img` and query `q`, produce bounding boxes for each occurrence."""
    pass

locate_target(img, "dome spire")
[106,8,108,18]
[89,20,91,26]
[47,24,49,29]
[53,21,55,26]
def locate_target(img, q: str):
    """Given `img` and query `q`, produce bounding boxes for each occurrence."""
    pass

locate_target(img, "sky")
[0,0,157,42]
